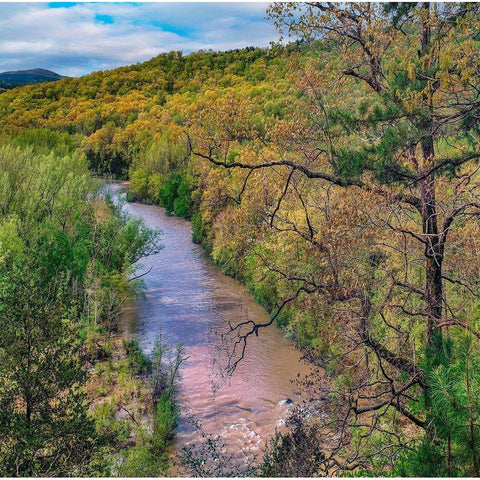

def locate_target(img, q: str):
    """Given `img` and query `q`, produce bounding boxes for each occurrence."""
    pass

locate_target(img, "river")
[107,183,309,469]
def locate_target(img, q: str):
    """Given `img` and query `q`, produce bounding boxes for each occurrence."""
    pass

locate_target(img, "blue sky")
[0,2,279,77]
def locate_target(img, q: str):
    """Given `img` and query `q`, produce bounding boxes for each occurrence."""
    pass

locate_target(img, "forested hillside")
[0,68,64,91]
[0,45,299,176]
[1,2,480,476]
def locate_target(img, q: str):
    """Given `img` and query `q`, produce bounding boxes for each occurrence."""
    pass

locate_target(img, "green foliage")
[128,168,150,201]
[124,338,152,376]
[173,176,193,218]
[0,250,104,476]
[394,439,447,477]
[127,131,189,202]
[118,335,184,477]
[0,144,159,475]
[158,171,192,218]
[0,214,23,263]
[191,212,209,246]
[395,333,480,477]
[93,399,131,445]
[117,442,167,477]
[153,392,177,451]
[0,144,90,230]
[5,127,79,156]
[94,210,159,274]
[157,172,181,215]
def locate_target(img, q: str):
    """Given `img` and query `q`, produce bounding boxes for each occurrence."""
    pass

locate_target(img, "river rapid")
[107,183,309,468]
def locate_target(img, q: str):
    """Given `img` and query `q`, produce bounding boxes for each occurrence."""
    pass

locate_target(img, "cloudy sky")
[0,2,279,77]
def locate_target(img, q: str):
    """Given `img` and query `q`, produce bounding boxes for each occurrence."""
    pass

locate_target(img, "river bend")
[107,183,308,463]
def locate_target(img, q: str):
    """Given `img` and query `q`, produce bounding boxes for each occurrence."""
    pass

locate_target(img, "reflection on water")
[106,183,309,464]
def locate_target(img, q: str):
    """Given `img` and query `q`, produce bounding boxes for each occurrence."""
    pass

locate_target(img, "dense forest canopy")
[0,45,300,177]
[1,2,480,477]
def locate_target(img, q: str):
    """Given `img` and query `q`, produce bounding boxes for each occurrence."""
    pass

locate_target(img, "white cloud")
[0,2,279,76]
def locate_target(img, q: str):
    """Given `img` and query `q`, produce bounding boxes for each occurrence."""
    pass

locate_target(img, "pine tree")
[396,333,480,476]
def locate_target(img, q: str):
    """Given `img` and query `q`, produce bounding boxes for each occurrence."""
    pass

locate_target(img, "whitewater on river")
[107,182,309,465]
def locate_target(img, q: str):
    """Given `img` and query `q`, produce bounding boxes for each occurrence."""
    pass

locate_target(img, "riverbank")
[81,182,186,476]
[85,330,181,476]
[0,145,165,476]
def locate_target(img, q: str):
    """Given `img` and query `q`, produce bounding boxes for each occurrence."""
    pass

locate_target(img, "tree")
[187,2,480,474]
[0,143,161,475]
[268,1,480,334]
[0,255,103,476]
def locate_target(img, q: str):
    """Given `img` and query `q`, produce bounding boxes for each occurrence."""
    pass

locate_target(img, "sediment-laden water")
[107,183,309,466]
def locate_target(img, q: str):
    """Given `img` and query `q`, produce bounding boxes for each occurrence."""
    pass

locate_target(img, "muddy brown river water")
[107,183,309,467]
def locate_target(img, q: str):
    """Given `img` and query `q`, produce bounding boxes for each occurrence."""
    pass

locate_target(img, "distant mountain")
[0,68,65,89]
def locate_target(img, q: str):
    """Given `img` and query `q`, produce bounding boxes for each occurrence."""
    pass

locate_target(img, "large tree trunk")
[419,150,443,345]
[419,3,442,345]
